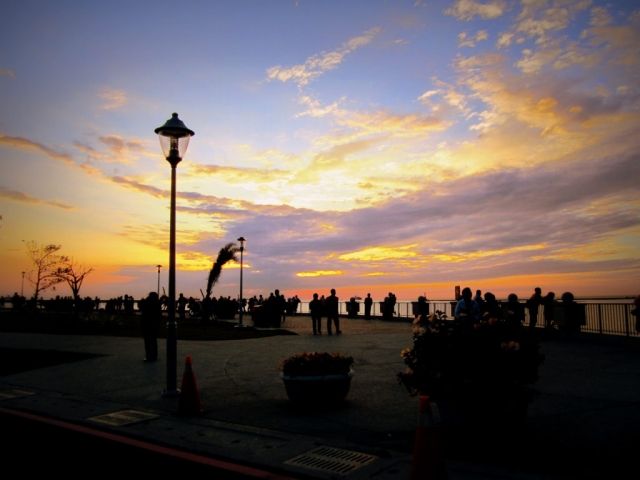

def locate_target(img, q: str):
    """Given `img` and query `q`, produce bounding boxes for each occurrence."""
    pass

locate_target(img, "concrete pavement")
[1,315,639,479]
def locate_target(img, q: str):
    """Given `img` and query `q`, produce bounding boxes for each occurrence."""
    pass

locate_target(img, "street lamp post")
[236,237,246,328]
[156,265,162,296]
[21,271,25,297]
[155,113,194,397]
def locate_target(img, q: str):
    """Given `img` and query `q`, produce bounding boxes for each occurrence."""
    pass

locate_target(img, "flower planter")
[280,370,355,404]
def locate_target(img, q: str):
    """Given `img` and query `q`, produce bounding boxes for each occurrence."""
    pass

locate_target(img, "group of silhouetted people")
[308,289,341,335]
[453,287,586,335]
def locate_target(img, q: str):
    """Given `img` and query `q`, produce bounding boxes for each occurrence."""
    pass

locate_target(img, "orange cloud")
[0,187,76,210]
[339,245,420,262]
[0,135,74,164]
[296,270,344,277]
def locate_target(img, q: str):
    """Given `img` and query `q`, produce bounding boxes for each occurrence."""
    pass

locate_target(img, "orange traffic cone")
[177,355,203,416]
[410,395,448,480]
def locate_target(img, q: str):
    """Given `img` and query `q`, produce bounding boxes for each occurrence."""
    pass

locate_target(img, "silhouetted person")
[504,293,525,332]
[11,292,25,311]
[382,292,396,320]
[177,293,187,319]
[273,289,287,325]
[455,287,480,330]
[542,291,556,330]
[473,289,485,312]
[309,293,322,335]
[561,292,584,335]
[347,297,359,318]
[139,291,161,362]
[482,291,502,320]
[364,293,373,319]
[414,295,429,323]
[527,287,542,331]
[325,288,341,335]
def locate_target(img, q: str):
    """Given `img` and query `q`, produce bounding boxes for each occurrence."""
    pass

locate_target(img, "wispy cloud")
[111,176,167,199]
[445,0,507,21]
[458,30,489,48]
[0,186,75,210]
[97,135,146,162]
[266,27,381,87]
[98,87,128,110]
[0,69,16,78]
[188,164,292,183]
[0,135,74,164]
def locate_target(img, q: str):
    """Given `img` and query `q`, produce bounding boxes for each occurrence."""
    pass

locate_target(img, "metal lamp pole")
[21,271,25,297]
[155,113,194,397]
[156,265,162,296]
[236,237,246,328]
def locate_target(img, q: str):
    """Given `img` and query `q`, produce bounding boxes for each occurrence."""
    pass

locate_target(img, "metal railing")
[292,301,638,338]
[3,297,637,339]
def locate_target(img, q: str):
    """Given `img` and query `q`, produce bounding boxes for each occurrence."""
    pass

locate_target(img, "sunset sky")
[1,0,639,302]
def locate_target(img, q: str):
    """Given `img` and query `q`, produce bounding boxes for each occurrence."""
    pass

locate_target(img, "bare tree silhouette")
[23,240,68,301]
[55,258,95,301]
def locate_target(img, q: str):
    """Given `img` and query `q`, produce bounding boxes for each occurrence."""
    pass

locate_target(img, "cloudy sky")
[1,0,639,302]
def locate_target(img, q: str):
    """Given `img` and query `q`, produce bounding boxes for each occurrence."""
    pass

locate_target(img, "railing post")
[624,305,630,338]
[597,304,602,335]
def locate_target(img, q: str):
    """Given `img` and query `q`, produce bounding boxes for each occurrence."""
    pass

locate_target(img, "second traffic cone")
[410,395,448,480]
[177,355,203,416]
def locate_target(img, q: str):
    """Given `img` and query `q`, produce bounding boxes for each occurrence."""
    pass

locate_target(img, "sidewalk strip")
[0,407,300,480]
[88,409,159,426]
[0,390,35,400]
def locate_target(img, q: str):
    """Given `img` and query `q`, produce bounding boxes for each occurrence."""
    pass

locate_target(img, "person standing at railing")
[455,287,481,330]
[325,288,341,335]
[632,295,639,332]
[561,292,585,336]
[526,287,543,332]
[364,293,373,320]
[541,292,556,330]
[473,289,484,312]
[383,292,396,320]
[481,292,501,320]
[309,293,323,335]
[505,293,525,332]
[415,295,429,323]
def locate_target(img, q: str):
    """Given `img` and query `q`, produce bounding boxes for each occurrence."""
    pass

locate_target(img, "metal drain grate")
[284,446,377,475]
[0,390,35,400]
[88,410,159,426]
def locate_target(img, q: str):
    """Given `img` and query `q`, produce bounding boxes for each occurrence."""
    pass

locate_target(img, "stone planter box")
[280,370,355,404]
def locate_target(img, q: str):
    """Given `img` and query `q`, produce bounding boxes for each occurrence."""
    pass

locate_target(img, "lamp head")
[154,113,194,164]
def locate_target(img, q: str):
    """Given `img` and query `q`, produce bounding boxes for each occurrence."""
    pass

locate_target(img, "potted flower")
[280,351,355,404]
[398,310,544,425]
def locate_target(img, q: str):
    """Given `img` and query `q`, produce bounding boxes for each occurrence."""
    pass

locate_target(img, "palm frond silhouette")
[205,242,239,299]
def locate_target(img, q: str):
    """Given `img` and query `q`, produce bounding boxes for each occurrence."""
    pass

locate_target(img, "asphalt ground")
[1,314,639,479]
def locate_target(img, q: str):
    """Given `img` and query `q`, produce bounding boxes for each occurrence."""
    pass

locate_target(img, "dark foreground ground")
[0,309,294,340]
[2,309,640,479]
[0,309,295,376]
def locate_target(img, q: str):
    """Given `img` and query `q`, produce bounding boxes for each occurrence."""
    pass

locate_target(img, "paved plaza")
[1,314,639,479]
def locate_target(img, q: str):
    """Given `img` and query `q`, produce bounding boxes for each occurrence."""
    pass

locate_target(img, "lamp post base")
[161,389,181,398]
